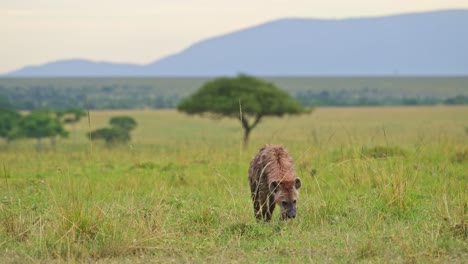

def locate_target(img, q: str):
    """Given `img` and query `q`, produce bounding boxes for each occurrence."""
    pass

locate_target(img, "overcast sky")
[1,0,467,73]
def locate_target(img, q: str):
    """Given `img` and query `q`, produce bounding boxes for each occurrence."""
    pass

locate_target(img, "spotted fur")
[248,144,302,221]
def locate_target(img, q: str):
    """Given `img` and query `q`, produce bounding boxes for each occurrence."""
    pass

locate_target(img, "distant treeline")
[0,77,467,110]
[295,90,468,106]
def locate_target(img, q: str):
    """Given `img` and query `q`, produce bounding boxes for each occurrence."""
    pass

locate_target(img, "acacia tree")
[17,111,68,149]
[177,75,306,146]
[88,128,130,143]
[109,116,138,131]
[56,108,87,125]
[0,109,21,144]
[88,116,137,144]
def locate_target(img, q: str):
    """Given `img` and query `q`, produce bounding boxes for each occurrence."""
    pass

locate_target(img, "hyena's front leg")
[262,205,272,221]
[262,194,276,222]
[254,199,263,221]
[250,178,263,220]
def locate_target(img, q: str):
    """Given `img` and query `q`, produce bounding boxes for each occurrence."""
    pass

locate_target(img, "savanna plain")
[1,106,467,263]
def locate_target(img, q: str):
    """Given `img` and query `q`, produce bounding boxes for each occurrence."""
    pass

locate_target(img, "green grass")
[1,106,467,263]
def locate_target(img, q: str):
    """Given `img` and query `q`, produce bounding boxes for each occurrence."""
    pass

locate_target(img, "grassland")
[1,106,467,263]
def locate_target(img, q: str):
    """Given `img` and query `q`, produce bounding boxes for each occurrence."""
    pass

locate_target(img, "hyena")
[248,144,302,221]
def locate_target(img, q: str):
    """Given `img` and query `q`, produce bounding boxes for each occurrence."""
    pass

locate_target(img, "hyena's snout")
[286,210,296,218]
[280,201,297,219]
[284,206,297,219]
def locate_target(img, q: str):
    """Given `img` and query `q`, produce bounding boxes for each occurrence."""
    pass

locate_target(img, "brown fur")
[248,144,302,221]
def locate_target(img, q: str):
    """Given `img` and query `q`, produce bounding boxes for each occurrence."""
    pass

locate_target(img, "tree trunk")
[239,114,262,148]
[243,128,251,148]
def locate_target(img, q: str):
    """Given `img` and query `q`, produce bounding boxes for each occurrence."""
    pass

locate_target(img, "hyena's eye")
[293,200,297,204]
[281,201,288,206]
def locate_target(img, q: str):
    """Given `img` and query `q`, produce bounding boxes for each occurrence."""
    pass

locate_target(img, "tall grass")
[0,106,467,262]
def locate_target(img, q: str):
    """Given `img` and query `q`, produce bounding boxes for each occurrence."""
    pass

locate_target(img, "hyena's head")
[269,178,302,220]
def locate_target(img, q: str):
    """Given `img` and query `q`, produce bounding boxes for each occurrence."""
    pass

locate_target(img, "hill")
[4,10,468,77]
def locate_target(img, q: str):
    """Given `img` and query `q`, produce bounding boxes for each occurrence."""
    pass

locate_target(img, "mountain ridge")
[4,9,468,77]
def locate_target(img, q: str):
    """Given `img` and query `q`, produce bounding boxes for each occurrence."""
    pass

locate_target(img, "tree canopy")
[17,110,68,149]
[88,128,130,143]
[177,75,306,145]
[0,109,21,142]
[109,116,138,131]
[88,116,137,144]
[0,96,14,110]
[56,108,87,124]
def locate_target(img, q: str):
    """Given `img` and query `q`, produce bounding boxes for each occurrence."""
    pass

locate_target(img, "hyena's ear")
[269,181,279,193]
[295,178,302,190]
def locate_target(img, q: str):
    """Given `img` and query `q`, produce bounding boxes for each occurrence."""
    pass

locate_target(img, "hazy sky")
[1,0,468,73]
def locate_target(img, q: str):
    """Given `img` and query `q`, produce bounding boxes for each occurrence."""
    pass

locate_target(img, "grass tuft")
[361,145,406,159]
[451,148,468,163]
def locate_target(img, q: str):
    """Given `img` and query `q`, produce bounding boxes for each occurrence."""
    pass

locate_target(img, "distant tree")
[88,128,130,143]
[109,116,137,131]
[177,75,307,146]
[56,108,87,125]
[88,116,137,144]
[17,111,68,149]
[56,108,87,141]
[444,95,468,105]
[0,96,14,110]
[0,109,21,143]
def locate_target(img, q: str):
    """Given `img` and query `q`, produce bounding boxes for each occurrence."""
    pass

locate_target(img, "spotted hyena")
[248,144,302,221]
